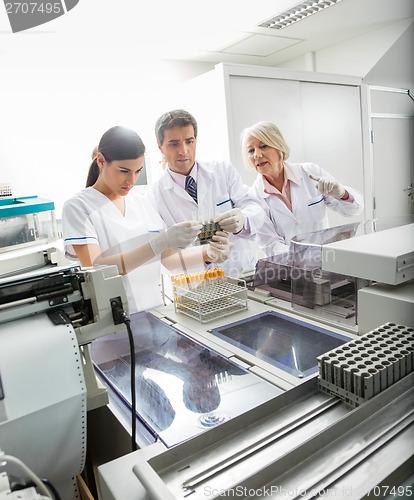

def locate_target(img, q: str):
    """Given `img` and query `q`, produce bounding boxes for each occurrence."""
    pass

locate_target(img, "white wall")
[277,19,413,83]
[364,22,414,89]
[1,17,412,222]
[0,52,213,217]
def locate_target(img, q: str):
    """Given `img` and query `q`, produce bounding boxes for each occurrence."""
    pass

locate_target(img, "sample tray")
[210,310,351,378]
[173,277,248,323]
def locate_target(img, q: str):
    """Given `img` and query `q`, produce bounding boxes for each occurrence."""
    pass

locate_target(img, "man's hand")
[215,208,244,233]
[205,231,233,263]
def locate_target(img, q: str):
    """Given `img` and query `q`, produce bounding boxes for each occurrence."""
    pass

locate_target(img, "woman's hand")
[309,174,347,200]
[150,221,202,255]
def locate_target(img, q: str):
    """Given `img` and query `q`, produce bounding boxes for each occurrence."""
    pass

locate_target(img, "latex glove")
[150,221,202,255]
[205,231,234,264]
[309,174,345,200]
[215,208,245,234]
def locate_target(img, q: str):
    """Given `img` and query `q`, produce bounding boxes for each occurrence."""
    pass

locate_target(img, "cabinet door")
[300,81,364,227]
[228,76,303,186]
[372,116,414,218]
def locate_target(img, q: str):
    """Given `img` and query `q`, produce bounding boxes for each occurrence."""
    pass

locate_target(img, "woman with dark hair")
[62,126,231,313]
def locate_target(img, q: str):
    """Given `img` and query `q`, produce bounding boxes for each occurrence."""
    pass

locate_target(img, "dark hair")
[86,126,146,187]
[154,109,198,145]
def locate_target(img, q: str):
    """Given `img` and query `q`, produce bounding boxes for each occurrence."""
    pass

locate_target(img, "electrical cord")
[0,450,54,498]
[124,314,138,452]
[8,477,61,500]
[110,298,137,452]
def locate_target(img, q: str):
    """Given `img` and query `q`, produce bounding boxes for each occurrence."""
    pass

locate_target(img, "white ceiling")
[0,0,413,67]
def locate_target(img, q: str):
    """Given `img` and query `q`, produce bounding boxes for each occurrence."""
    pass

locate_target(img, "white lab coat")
[250,161,364,257]
[62,187,165,314]
[147,160,265,276]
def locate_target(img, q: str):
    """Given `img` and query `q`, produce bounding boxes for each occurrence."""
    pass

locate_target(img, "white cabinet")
[181,63,368,227]
[370,87,414,218]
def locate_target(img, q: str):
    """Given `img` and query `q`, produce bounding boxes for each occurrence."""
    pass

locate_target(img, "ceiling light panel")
[258,0,343,30]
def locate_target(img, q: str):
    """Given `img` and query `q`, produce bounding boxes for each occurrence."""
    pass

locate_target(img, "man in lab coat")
[147,109,265,276]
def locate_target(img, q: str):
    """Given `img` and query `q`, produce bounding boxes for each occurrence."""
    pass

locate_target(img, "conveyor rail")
[133,372,414,499]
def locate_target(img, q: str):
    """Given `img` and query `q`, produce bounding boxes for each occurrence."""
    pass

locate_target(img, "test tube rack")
[317,323,414,407]
[171,270,248,323]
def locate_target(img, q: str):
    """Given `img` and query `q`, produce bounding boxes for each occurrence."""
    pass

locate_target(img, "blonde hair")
[241,121,290,169]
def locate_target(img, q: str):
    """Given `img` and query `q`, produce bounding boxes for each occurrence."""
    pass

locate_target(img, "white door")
[372,117,414,218]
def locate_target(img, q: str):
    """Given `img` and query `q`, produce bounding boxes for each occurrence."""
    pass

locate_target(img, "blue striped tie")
[185,175,198,203]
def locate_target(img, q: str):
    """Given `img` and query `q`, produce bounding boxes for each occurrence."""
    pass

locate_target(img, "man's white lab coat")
[147,159,265,276]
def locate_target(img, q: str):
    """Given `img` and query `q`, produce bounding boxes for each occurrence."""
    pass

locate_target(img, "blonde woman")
[241,121,364,257]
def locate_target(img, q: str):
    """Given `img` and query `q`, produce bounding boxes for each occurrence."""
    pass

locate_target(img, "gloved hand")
[205,231,234,264]
[215,208,245,234]
[309,174,346,200]
[150,221,202,255]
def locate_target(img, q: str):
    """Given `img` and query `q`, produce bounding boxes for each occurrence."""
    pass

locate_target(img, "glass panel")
[251,219,414,327]
[90,311,283,448]
[210,311,350,378]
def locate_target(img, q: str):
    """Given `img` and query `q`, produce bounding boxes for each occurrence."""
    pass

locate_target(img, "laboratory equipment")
[94,286,413,499]
[171,270,248,323]
[0,196,57,254]
[99,365,414,500]
[0,193,70,278]
[0,264,129,499]
[1,215,406,498]
[91,311,283,449]
[0,264,129,411]
[322,222,414,285]
[250,220,414,332]
[322,221,414,333]
[209,310,350,379]
[318,322,414,407]
[251,222,363,327]
[0,183,12,198]
[358,280,414,333]
[96,220,414,498]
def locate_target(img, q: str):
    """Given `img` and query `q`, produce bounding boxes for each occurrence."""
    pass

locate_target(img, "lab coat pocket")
[216,197,232,215]
[216,195,232,212]
[307,195,324,207]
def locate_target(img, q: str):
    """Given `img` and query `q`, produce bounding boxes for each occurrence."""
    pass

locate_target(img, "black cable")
[124,315,138,452]
[41,479,61,500]
[9,477,61,500]
[110,298,137,452]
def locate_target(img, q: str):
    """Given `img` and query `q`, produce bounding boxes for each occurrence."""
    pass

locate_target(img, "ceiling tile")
[222,33,302,56]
